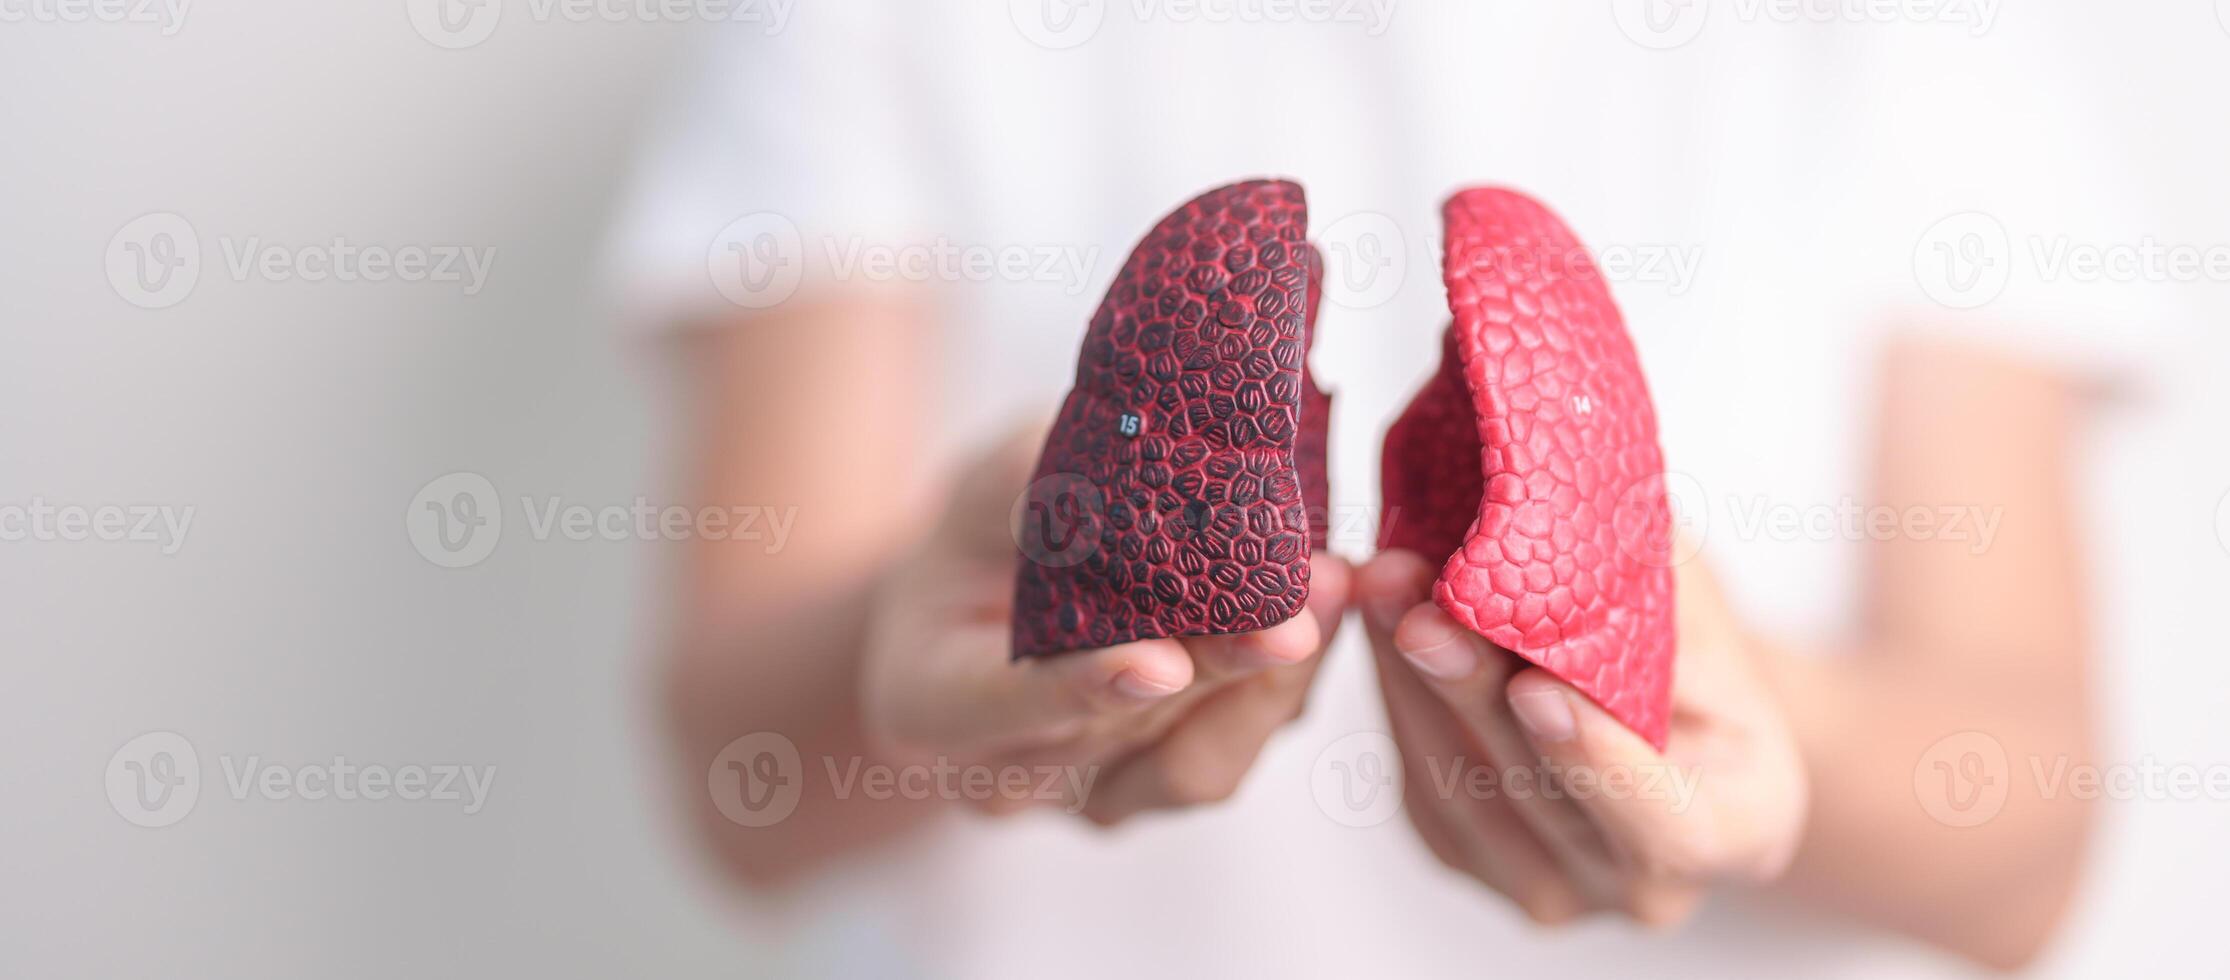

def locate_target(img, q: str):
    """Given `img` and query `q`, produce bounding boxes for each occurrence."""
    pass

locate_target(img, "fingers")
[1078,555,1352,823]
[1375,573,1613,876]
[1177,606,1322,683]
[1363,549,1658,920]
[1356,548,1436,638]
[1501,668,1711,925]
[1361,549,1585,922]
[1389,604,1617,866]
[1664,550,1767,711]
[1304,552,1356,644]
[1503,669,1688,858]
[1358,548,1803,929]
[868,623,1196,755]
[1178,553,1351,683]
[1391,597,1716,922]
[1502,561,1807,889]
[1076,648,1323,825]
[1369,607,1587,924]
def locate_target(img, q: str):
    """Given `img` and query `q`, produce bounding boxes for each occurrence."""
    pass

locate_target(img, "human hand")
[1357,547,1805,925]
[860,424,1352,825]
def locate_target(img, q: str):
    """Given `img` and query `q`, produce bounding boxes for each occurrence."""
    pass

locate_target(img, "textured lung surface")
[1013,180,1328,658]
[1381,188,1677,749]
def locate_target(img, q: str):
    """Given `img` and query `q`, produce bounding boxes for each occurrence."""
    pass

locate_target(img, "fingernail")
[1112,669,1182,701]
[1241,634,1313,667]
[1509,689,1577,744]
[1397,627,1477,681]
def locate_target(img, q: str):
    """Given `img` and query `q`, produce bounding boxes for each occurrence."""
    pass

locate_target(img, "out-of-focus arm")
[661,288,943,888]
[1765,335,2098,970]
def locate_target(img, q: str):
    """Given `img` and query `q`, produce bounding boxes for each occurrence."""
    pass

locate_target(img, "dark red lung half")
[1013,179,1328,658]
[1381,188,1677,749]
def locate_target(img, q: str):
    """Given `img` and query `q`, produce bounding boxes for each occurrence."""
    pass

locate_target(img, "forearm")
[1764,645,2094,970]
[665,573,940,889]
[1763,336,2098,969]
[662,291,946,889]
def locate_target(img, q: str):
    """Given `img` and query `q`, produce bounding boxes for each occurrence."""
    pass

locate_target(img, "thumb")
[1502,668,1721,881]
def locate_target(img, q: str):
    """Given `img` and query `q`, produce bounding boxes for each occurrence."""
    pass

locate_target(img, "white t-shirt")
[609,4,2217,977]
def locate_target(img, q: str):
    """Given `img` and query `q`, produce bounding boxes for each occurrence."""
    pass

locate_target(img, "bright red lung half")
[1381,188,1677,749]
[1012,179,1329,658]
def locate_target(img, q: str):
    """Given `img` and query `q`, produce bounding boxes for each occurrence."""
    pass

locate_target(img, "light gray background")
[0,5,781,977]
